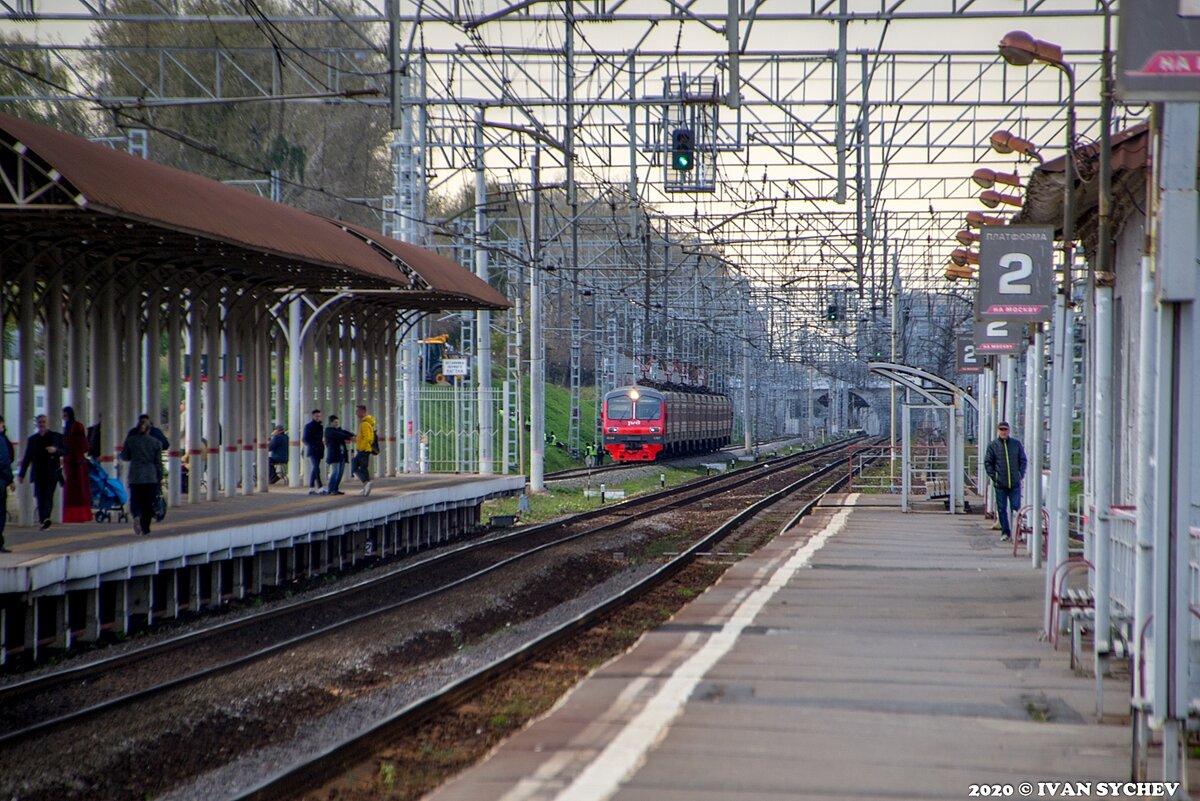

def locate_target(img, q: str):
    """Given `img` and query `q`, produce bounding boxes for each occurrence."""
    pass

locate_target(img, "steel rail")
[226,444,870,801]
[0,437,865,747]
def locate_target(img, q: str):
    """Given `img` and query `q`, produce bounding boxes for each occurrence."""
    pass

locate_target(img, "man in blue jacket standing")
[983,421,1028,542]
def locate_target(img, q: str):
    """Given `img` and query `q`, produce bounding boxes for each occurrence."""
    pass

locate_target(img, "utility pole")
[529,148,545,492]
[475,108,494,474]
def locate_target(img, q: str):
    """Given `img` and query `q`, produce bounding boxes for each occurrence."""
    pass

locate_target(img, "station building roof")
[0,111,509,311]
[1012,122,1150,263]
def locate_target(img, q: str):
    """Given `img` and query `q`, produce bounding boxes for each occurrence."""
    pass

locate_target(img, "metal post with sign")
[1119,3,1200,783]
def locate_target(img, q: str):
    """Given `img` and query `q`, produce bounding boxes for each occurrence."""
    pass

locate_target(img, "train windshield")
[606,395,662,420]
[607,397,634,420]
[635,398,662,419]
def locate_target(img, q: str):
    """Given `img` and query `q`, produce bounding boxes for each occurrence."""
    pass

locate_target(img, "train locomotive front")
[601,385,733,463]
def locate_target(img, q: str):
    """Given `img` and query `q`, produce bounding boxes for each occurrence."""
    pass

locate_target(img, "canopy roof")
[0,112,508,311]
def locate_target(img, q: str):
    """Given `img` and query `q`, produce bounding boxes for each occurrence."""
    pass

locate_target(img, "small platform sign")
[973,319,1023,354]
[441,358,468,377]
[957,336,985,374]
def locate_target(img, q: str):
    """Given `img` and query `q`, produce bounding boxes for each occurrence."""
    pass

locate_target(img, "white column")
[167,294,182,506]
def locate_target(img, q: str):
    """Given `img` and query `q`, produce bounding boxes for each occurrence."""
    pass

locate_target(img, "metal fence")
[416,383,506,473]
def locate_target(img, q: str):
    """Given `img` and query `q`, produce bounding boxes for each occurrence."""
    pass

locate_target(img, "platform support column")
[24,598,39,663]
[186,289,202,505]
[1,607,7,665]
[901,403,912,512]
[54,595,70,650]
[46,269,64,443]
[80,588,101,642]
[209,563,222,608]
[205,291,222,501]
[163,292,181,506]
[115,580,130,634]
[165,570,180,618]
[68,268,89,427]
[223,308,239,500]
[188,565,202,609]
[17,268,35,526]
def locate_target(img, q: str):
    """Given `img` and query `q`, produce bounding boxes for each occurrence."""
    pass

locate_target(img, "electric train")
[601,384,733,462]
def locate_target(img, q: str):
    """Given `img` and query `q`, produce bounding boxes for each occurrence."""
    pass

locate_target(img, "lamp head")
[950,248,979,266]
[966,211,1006,228]
[980,189,1023,209]
[999,30,1064,68]
[990,130,1042,162]
[973,168,997,188]
[955,229,979,246]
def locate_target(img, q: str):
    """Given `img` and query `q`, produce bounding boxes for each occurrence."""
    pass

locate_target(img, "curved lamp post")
[999,29,1076,636]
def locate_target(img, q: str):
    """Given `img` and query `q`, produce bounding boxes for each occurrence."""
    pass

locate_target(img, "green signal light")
[672,152,693,171]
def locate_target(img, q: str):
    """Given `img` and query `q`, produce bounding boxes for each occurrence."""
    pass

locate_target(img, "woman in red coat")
[61,406,92,523]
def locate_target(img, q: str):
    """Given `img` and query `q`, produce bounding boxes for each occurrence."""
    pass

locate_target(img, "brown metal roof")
[0,111,508,310]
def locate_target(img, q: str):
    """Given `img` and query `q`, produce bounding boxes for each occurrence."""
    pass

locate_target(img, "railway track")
[0,437,872,801]
[230,439,876,801]
[543,436,820,482]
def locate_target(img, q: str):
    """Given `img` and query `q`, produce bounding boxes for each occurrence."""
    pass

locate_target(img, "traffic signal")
[825,303,839,321]
[671,127,694,171]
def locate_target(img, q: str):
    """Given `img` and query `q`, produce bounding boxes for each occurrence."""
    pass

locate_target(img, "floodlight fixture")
[956,230,980,246]
[972,168,1021,189]
[980,190,1024,209]
[990,130,1043,162]
[966,211,1006,228]
[950,248,979,267]
[999,30,1065,68]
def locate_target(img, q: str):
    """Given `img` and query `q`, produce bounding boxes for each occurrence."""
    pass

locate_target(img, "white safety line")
[495,632,703,801]
[551,493,859,801]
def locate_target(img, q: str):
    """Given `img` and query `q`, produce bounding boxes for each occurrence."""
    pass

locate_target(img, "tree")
[86,0,391,226]
[0,32,92,134]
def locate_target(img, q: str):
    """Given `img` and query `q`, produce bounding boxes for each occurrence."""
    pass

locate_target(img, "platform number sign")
[957,336,984,374]
[973,319,1023,354]
[978,226,1054,321]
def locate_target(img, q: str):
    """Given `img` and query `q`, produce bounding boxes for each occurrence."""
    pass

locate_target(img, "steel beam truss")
[1,0,1123,386]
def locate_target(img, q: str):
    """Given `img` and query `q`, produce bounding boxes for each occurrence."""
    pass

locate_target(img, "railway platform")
[0,473,523,661]
[427,494,1151,801]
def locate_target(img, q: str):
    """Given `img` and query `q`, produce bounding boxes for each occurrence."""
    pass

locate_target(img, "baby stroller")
[88,457,129,523]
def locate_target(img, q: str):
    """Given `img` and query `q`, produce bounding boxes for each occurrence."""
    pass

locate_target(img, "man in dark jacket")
[18,415,64,530]
[0,416,13,552]
[303,409,325,495]
[323,415,355,496]
[268,425,288,484]
[127,414,169,452]
[121,417,164,535]
[983,421,1028,542]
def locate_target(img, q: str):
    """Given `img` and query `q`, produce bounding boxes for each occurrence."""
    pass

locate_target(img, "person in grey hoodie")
[121,417,164,535]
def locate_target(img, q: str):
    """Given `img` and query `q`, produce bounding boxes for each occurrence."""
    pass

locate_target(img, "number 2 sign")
[957,336,985,374]
[978,225,1055,321]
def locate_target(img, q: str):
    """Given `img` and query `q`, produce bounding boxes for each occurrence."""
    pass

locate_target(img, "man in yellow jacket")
[353,404,377,497]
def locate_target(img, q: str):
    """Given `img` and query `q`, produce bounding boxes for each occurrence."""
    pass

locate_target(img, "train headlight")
[649,427,661,433]
[629,388,640,400]
[607,427,618,433]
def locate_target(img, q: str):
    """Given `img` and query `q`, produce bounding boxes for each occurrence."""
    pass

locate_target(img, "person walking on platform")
[61,406,92,523]
[984,421,1027,543]
[324,415,355,496]
[268,425,288,485]
[353,404,377,497]
[121,417,163,536]
[303,409,325,495]
[126,414,169,453]
[18,415,64,530]
[0,416,13,552]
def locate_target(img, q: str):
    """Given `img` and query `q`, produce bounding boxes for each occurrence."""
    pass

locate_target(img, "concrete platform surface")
[427,494,1136,801]
[0,473,523,595]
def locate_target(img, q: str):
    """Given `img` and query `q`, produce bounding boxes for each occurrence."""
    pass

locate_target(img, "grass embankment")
[482,441,815,525]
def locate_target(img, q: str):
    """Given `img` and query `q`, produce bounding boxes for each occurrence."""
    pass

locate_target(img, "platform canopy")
[867,362,977,411]
[0,111,508,312]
